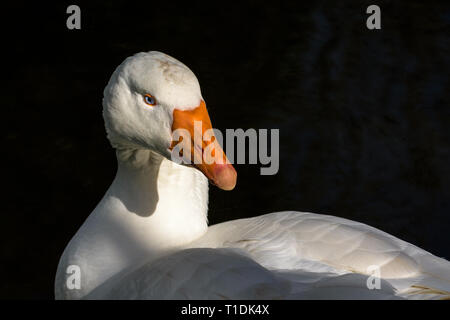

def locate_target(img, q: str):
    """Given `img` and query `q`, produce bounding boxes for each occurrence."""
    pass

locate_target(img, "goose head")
[102,51,237,190]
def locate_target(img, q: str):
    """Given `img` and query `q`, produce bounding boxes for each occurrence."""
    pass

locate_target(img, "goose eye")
[144,94,156,106]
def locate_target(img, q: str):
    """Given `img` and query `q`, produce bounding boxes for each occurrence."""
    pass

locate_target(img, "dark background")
[3,0,450,299]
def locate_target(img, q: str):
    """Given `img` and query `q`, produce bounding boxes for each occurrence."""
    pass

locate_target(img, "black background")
[3,0,450,299]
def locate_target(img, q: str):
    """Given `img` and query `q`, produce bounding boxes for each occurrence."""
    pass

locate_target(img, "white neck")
[58,148,209,298]
[106,148,209,247]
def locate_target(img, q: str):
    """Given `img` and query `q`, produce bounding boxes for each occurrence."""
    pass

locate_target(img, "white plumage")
[55,51,450,300]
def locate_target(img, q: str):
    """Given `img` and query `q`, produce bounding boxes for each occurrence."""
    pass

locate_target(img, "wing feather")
[86,211,450,299]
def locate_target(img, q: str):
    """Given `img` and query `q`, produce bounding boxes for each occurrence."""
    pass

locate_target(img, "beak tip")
[213,164,237,191]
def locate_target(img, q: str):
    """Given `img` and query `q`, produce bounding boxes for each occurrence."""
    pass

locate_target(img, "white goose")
[55,51,450,300]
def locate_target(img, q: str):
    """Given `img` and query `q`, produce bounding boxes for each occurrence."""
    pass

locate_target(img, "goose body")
[55,51,450,300]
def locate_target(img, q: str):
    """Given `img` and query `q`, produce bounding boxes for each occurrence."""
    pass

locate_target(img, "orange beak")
[170,100,237,191]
